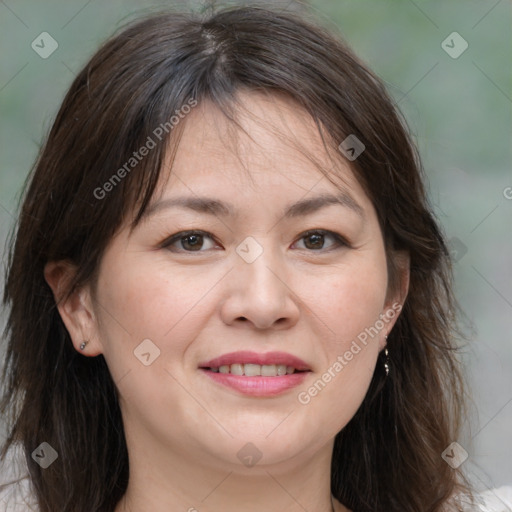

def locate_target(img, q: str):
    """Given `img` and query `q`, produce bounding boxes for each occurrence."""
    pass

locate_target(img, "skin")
[45,91,409,512]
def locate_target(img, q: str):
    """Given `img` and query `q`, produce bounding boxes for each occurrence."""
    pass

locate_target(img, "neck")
[114,432,348,512]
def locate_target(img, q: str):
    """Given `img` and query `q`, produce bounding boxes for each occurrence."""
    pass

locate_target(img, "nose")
[219,242,300,331]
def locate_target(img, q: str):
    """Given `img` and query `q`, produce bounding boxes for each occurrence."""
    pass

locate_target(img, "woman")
[1,3,510,511]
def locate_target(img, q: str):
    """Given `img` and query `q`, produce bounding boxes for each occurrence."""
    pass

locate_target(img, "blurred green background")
[1,0,511,492]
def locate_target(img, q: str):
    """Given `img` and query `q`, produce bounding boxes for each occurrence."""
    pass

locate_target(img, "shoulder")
[0,443,39,511]
[453,486,512,512]
[476,486,512,511]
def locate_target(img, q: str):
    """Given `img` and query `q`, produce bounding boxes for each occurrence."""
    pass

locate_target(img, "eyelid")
[159,230,218,252]
[161,229,350,253]
[295,229,350,249]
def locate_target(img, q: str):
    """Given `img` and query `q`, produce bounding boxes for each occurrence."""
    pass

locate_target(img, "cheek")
[94,252,222,380]
[97,255,196,336]
[93,257,206,433]
[297,253,387,426]
[313,255,389,343]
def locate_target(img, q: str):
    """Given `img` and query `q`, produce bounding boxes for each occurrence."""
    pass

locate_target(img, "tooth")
[277,364,287,376]
[244,364,262,376]
[230,363,244,375]
[213,363,297,376]
[261,364,277,377]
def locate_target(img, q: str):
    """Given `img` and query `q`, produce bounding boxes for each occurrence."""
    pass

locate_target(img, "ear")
[380,250,410,350]
[44,260,102,357]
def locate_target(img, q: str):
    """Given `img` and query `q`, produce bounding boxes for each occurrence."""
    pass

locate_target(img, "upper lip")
[199,351,311,371]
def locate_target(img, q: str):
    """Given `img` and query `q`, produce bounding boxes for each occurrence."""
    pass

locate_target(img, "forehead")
[154,90,366,206]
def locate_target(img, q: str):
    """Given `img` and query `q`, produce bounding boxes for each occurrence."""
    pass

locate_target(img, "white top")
[1,443,511,511]
[0,444,38,511]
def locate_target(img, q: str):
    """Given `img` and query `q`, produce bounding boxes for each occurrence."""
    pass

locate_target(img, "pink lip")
[198,351,311,370]
[200,370,309,397]
[198,351,312,397]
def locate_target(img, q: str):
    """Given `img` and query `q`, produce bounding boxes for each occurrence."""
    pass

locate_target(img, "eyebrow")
[142,191,365,222]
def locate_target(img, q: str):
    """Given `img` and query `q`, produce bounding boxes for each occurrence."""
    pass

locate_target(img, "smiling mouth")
[201,363,310,377]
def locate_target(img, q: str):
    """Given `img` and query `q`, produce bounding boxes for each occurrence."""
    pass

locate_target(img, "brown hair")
[1,3,473,511]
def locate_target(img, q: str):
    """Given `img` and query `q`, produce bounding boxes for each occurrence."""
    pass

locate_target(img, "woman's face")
[55,91,406,471]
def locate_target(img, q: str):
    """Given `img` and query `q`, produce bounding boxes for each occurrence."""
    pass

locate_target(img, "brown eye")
[163,231,217,252]
[304,233,325,250]
[181,234,204,251]
[294,230,348,252]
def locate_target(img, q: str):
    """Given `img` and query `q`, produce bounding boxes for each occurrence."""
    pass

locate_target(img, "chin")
[204,428,320,469]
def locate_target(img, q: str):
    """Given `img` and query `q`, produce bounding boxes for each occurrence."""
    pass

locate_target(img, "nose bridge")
[220,234,299,330]
[235,235,284,298]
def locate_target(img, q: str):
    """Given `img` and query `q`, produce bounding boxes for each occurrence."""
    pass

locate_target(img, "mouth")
[202,363,309,377]
[198,351,312,397]
[198,350,311,373]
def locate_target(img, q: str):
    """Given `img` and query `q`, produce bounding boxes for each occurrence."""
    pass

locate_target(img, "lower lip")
[200,369,310,396]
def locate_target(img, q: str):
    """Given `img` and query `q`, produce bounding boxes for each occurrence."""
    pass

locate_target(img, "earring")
[384,348,390,376]
[79,341,88,351]
[383,335,390,377]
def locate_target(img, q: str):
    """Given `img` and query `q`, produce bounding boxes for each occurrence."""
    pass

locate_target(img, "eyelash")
[160,229,350,254]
